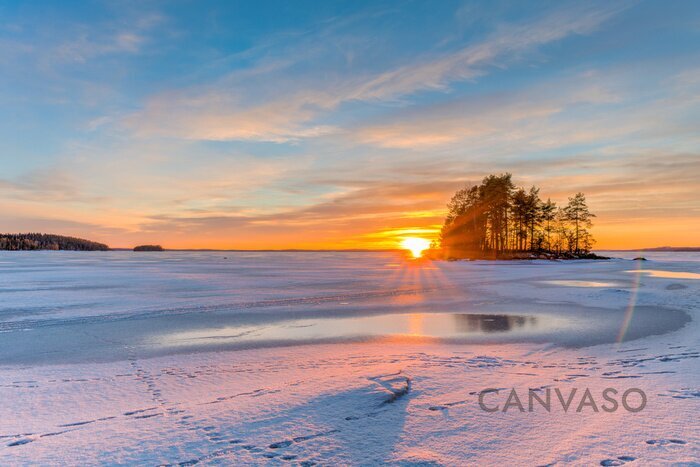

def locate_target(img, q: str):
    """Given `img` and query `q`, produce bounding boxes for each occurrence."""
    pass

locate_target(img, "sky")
[1,0,699,249]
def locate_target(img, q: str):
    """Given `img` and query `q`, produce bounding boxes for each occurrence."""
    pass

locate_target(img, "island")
[0,233,109,251]
[133,245,164,251]
[427,173,608,260]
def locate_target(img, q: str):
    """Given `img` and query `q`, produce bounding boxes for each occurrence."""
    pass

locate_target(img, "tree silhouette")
[540,198,557,252]
[0,233,108,251]
[439,176,597,259]
[562,192,596,254]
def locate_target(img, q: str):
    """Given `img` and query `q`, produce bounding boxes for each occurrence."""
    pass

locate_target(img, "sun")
[401,237,431,258]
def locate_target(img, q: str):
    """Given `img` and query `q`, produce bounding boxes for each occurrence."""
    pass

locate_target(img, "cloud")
[0,215,129,238]
[54,31,145,64]
[131,179,454,248]
[348,61,700,152]
[347,3,625,101]
[126,149,698,249]
[4,147,696,249]
[127,89,339,142]
[125,3,624,143]
[0,7,165,73]
[0,168,85,202]
[51,9,164,64]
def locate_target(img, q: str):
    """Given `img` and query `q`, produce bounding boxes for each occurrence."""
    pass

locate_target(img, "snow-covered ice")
[0,251,698,465]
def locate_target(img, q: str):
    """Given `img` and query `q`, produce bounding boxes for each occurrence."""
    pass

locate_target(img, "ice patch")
[626,269,700,280]
[541,280,620,287]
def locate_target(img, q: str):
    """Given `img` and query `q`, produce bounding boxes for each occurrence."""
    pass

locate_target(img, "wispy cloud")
[0,168,85,202]
[350,62,700,152]
[125,2,624,143]
[109,147,697,249]
[54,31,145,64]
[347,3,626,101]
[127,89,340,142]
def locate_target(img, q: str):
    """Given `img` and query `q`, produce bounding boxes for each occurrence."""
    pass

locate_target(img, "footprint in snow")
[646,439,687,446]
[600,455,636,466]
[7,438,33,447]
[428,399,468,411]
[268,429,340,450]
[661,388,700,399]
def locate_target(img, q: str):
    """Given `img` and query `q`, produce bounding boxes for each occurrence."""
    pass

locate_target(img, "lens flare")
[617,258,644,343]
[401,237,431,258]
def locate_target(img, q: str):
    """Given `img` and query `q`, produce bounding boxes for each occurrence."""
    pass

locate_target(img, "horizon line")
[107,246,700,252]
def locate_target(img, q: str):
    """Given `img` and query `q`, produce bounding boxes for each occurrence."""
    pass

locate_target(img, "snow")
[0,251,698,465]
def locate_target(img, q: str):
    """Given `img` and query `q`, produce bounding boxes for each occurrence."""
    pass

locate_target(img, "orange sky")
[3,178,698,250]
[2,3,699,250]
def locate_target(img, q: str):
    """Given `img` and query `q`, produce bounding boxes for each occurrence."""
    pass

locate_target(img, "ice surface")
[626,269,700,280]
[0,251,698,465]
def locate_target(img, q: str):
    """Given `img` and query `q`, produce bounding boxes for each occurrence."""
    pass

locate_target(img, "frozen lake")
[1,251,698,465]
[0,251,694,363]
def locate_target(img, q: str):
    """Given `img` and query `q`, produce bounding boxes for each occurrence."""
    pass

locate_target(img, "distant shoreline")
[111,248,400,252]
[602,247,700,252]
[1,231,698,254]
[2,247,699,253]
[106,247,700,252]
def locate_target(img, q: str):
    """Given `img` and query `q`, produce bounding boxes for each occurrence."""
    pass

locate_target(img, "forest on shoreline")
[0,233,109,251]
[433,173,603,260]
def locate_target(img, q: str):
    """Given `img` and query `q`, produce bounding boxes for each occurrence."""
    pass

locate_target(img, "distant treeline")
[133,245,164,251]
[0,233,109,251]
[438,173,597,259]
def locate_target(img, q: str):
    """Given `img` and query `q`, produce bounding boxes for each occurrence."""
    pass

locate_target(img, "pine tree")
[562,193,595,254]
[540,198,557,252]
[439,175,596,258]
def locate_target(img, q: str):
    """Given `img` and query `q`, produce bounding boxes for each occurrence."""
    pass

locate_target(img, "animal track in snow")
[599,455,636,466]
[268,429,340,450]
[646,439,687,446]
[657,388,700,399]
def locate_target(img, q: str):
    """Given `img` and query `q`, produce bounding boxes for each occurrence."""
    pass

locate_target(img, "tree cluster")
[0,233,109,251]
[439,174,596,259]
[133,245,164,251]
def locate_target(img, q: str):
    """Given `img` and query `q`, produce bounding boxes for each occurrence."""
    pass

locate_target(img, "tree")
[439,175,596,258]
[524,186,541,251]
[511,188,528,251]
[0,233,109,251]
[479,173,514,253]
[562,193,595,254]
[540,198,557,252]
[440,185,486,256]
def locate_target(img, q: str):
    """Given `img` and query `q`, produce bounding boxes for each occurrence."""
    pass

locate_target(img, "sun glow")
[401,237,431,258]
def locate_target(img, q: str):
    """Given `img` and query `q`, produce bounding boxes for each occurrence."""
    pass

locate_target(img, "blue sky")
[1,0,699,248]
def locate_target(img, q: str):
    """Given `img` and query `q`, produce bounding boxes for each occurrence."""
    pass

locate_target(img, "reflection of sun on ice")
[401,237,431,258]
